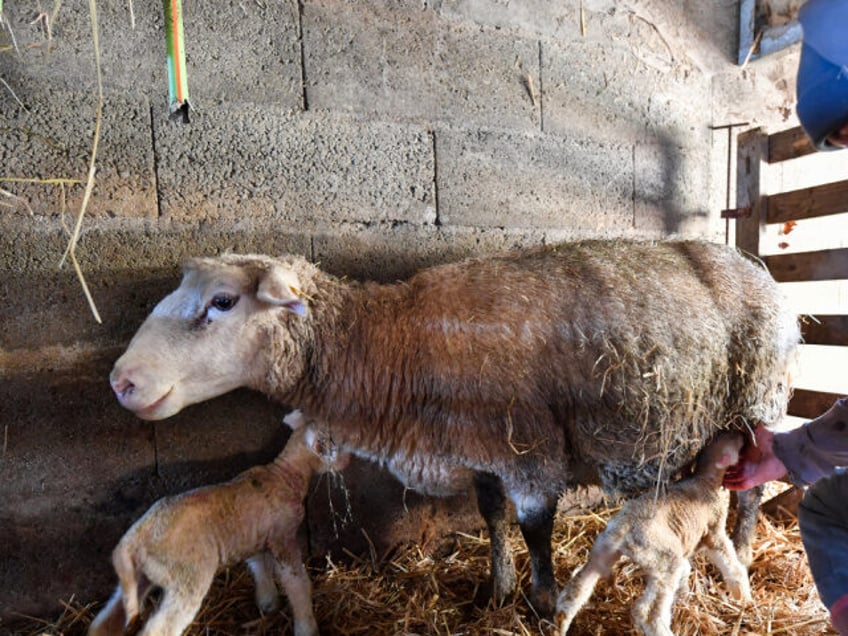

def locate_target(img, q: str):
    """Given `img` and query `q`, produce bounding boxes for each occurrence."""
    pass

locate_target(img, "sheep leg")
[555,534,622,635]
[138,583,208,636]
[704,535,752,603]
[246,552,280,614]
[730,485,763,567]
[87,586,127,636]
[473,472,517,605]
[273,558,319,636]
[633,554,686,636]
[517,501,557,617]
[674,558,691,602]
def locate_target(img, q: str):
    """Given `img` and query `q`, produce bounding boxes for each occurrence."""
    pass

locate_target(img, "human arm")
[724,397,848,490]
[772,397,848,487]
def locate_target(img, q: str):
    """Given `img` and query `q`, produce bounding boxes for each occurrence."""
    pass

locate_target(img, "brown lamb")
[88,412,346,636]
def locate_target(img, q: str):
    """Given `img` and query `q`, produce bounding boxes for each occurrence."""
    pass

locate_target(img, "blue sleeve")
[772,397,848,487]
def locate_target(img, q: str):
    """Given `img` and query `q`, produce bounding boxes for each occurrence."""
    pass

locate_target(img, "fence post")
[735,128,769,259]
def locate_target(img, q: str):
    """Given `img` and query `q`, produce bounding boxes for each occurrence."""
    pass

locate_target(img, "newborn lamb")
[555,431,752,636]
[88,411,345,636]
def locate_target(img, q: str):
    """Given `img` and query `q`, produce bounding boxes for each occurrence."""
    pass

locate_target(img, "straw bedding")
[13,483,833,636]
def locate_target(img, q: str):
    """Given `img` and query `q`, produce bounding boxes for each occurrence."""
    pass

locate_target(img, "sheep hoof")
[528,586,556,619]
[473,575,514,609]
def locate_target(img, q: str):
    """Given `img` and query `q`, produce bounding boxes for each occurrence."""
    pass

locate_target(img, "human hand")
[723,423,788,490]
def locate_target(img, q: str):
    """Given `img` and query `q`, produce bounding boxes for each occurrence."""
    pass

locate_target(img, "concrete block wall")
[0,0,800,626]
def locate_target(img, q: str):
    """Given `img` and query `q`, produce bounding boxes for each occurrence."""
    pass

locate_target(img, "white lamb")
[555,431,752,636]
[88,411,346,636]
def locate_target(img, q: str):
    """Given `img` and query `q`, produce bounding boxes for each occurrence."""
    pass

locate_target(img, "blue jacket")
[796,0,848,148]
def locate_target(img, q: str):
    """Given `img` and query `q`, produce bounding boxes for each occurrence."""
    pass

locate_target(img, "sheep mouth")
[135,387,174,420]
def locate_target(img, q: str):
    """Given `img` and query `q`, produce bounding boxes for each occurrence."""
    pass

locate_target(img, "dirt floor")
[9,483,834,636]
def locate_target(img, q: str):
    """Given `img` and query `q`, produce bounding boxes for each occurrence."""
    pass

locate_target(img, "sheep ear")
[257,265,308,316]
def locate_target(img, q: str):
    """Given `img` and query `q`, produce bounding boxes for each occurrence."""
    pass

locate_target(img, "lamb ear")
[716,450,737,470]
[305,428,336,462]
[257,265,308,316]
[283,409,305,430]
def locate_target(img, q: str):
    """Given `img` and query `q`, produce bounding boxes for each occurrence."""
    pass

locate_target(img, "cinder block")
[437,0,581,40]
[0,369,156,623]
[177,0,303,110]
[634,142,713,237]
[0,90,157,219]
[436,128,634,230]
[0,368,154,516]
[153,107,436,225]
[153,389,291,491]
[0,221,312,350]
[711,56,800,129]
[0,0,302,109]
[302,0,540,130]
[543,39,711,148]
[312,222,549,282]
[1,512,129,626]
[1,1,162,96]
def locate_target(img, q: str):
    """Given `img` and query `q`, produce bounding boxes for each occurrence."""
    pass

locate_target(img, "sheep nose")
[110,371,135,398]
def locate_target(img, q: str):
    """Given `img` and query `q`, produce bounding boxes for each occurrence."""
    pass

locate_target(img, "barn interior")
[1,0,847,634]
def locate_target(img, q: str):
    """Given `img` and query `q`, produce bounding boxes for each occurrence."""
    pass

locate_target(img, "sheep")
[555,431,752,636]
[87,411,346,636]
[108,239,799,616]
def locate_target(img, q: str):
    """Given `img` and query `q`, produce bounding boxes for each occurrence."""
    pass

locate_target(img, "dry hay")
[12,483,834,636]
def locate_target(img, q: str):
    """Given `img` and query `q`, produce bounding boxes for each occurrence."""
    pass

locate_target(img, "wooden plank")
[765,248,848,282]
[735,128,768,258]
[789,388,845,419]
[801,314,848,346]
[766,179,848,224]
[768,126,815,163]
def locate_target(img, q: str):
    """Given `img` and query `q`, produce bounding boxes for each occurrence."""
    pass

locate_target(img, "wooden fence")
[734,126,848,419]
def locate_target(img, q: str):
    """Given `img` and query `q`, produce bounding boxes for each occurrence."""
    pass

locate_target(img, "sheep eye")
[210,294,238,312]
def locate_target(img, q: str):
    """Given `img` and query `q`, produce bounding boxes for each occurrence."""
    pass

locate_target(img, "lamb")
[87,411,346,636]
[108,239,799,616]
[555,431,752,636]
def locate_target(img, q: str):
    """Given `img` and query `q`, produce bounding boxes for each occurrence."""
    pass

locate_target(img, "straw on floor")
[14,481,833,636]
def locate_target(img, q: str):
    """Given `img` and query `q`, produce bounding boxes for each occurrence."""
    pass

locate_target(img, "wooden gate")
[733,125,848,421]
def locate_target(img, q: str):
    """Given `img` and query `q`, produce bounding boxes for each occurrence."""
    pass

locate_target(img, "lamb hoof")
[255,594,280,615]
[293,617,319,636]
[554,609,574,635]
[729,579,753,604]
